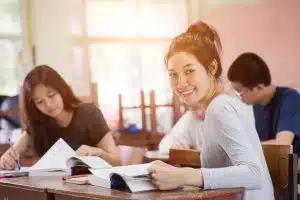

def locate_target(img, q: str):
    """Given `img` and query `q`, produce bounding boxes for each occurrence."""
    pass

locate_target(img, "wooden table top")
[144,150,169,162]
[0,176,244,200]
[0,176,47,192]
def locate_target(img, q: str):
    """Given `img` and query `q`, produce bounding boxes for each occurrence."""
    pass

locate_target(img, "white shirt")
[159,94,274,200]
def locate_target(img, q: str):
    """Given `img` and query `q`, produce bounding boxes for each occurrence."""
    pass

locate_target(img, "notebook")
[0,170,29,177]
[88,163,157,192]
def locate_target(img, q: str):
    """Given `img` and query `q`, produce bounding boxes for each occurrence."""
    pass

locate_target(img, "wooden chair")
[118,91,146,132]
[169,148,201,167]
[262,144,298,200]
[78,82,99,107]
[148,90,186,150]
[116,91,150,148]
[116,90,186,150]
[149,90,185,135]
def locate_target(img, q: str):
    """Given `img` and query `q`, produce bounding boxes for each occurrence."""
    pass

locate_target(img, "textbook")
[30,138,111,174]
[88,163,157,192]
[0,138,112,176]
[64,164,157,192]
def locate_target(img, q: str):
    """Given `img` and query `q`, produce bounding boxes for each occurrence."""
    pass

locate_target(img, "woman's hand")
[0,148,19,170]
[148,160,186,190]
[76,145,103,157]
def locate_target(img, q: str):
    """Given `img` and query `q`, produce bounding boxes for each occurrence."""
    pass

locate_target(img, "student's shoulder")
[278,87,300,100]
[275,87,300,108]
[75,103,99,116]
[180,110,194,121]
[207,94,244,116]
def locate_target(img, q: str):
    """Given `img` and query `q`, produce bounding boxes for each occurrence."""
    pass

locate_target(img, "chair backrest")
[149,90,186,134]
[117,90,185,150]
[118,91,146,131]
[169,148,201,167]
[262,144,297,200]
[262,144,291,187]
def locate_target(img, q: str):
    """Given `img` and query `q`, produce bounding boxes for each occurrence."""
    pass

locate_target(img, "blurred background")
[0,0,299,145]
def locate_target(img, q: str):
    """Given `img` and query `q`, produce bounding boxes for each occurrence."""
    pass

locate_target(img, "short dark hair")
[227,52,271,88]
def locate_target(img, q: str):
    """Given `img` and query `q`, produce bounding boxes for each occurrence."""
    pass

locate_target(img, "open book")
[64,163,156,193]
[88,163,157,192]
[0,138,111,176]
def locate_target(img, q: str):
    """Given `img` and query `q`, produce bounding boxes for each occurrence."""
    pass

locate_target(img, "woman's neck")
[192,83,224,120]
[54,110,73,127]
[200,82,224,108]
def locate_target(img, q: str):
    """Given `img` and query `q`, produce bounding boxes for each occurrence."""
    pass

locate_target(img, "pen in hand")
[7,138,21,171]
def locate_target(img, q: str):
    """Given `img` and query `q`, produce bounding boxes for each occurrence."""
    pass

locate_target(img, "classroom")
[0,0,299,199]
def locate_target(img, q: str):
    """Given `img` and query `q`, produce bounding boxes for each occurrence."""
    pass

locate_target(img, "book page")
[30,138,76,171]
[71,156,112,169]
[89,164,155,192]
[123,178,157,192]
[90,163,151,179]
[111,163,151,177]
[89,168,112,180]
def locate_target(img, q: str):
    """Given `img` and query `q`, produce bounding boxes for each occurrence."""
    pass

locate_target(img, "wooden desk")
[0,176,244,200]
[169,148,201,167]
[144,150,170,163]
[0,176,50,200]
[46,178,244,200]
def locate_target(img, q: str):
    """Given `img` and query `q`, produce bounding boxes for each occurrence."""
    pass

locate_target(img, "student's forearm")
[100,151,121,166]
[181,167,204,187]
[263,131,295,145]
[262,139,292,145]
[13,132,31,156]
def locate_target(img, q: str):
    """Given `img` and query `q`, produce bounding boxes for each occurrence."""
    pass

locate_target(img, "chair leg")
[288,153,298,200]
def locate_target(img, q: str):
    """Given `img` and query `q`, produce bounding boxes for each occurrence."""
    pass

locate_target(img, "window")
[0,0,21,95]
[71,0,188,131]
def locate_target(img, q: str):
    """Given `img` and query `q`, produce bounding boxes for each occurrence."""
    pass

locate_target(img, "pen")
[131,174,152,180]
[133,174,149,178]
[7,138,21,171]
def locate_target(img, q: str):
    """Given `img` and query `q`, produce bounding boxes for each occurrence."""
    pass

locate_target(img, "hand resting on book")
[76,145,103,157]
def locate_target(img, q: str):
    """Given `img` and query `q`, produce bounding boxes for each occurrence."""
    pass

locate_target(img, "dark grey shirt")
[33,103,110,157]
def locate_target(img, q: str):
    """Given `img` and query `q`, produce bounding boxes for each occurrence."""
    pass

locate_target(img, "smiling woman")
[148,21,274,200]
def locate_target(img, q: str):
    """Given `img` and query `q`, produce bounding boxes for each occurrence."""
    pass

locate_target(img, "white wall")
[30,0,90,96]
[199,0,300,88]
